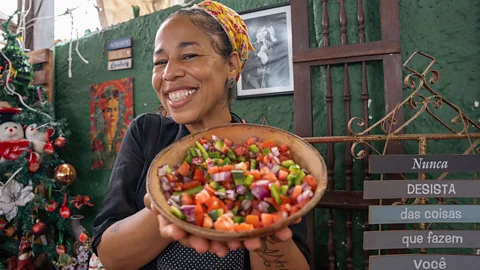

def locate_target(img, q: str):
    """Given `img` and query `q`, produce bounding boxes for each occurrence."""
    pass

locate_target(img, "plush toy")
[88,253,105,270]
[0,121,24,141]
[0,108,29,163]
[16,236,34,270]
[25,124,54,155]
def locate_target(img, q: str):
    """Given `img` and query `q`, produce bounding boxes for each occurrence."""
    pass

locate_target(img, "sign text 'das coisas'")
[369,255,480,270]
[364,230,480,250]
[369,154,480,174]
[363,180,480,199]
[368,205,480,224]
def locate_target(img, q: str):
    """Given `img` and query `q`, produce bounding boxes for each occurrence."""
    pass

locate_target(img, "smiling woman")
[92,1,310,270]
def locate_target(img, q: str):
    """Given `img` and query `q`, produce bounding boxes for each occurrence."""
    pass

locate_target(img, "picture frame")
[236,4,294,98]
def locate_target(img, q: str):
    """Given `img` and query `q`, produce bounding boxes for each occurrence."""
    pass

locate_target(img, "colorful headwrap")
[190,0,254,81]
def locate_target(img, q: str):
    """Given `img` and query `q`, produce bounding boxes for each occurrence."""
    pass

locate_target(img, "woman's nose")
[162,60,185,81]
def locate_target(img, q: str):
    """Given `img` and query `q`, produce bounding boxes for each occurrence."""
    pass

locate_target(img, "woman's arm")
[250,238,309,270]
[96,208,172,269]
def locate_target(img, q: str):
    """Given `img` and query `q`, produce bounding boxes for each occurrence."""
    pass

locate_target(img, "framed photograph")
[237,4,294,98]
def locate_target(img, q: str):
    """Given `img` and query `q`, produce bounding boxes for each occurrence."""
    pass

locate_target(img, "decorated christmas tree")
[0,14,95,270]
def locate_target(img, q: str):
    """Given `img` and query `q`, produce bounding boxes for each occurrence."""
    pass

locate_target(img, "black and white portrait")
[237,5,294,98]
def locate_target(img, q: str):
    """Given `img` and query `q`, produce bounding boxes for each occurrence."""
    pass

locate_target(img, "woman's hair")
[168,8,236,107]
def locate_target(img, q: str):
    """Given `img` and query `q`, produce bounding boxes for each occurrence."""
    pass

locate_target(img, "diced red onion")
[209,147,217,152]
[180,205,196,224]
[259,162,265,169]
[183,177,192,183]
[226,190,236,201]
[192,157,204,165]
[268,152,274,158]
[271,147,280,157]
[271,164,281,174]
[202,143,209,150]
[288,187,295,196]
[235,185,248,195]
[249,152,256,159]
[212,135,220,141]
[212,171,232,182]
[239,210,247,216]
[161,177,172,192]
[297,190,313,204]
[214,191,226,197]
[206,159,215,169]
[251,186,270,201]
[257,201,270,213]
[301,182,309,189]
[272,156,280,164]
[195,149,202,157]
[164,192,171,201]
[158,165,167,177]
[253,180,270,188]
[302,168,310,175]
[267,163,273,169]
[168,198,180,209]
[241,199,252,211]
[303,185,312,192]
[207,142,212,147]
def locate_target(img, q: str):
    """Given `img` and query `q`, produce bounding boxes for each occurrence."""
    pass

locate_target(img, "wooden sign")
[364,230,480,250]
[369,205,480,224]
[108,48,132,61]
[364,180,480,199]
[108,37,132,50]
[108,58,132,71]
[369,154,480,173]
[369,255,480,270]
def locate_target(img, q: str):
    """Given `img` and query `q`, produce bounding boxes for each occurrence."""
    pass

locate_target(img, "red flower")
[123,94,133,109]
[124,110,133,125]
[92,160,103,169]
[93,139,104,152]
[79,232,88,242]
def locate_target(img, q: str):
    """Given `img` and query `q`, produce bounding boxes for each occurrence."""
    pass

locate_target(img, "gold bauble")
[53,164,77,186]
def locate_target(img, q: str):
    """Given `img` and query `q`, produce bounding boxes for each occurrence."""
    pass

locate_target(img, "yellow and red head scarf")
[190,0,254,81]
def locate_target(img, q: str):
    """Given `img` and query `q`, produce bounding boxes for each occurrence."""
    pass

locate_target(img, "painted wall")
[54,0,480,268]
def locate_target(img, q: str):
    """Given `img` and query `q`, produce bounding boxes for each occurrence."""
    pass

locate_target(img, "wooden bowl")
[146,123,327,241]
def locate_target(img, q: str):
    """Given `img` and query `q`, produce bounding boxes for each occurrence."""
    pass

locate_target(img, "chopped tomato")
[189,164,197,173]
[223,181,233,190]
[279,155,290,162]
[177,161,190,177]
[224,199,234,210]
[292,185,303,201]
[304,175,317,191]
[208,166,219,174]
[278,170,288,181]
[224,138,233,147]
[204,184,216,196]
[182,180,201,191]
[246,137,257,146]
[290,204,302,214]
[181,193,194,205]
[279,144,289,152]
[166,173,178,182]
[280,194,291,205]
[234,223,254,232]
[245,215,261,228]
[280,203,292,213]
[256,154,264,162]
[202,213,213,228]
[193,169,205,181]
[195,189,210,204]
[261,140,277,150]
[283,151,291,158]
[200,138,208,145]
[234,146,246,157]
[263,155,272,165]
[214,215,234,231]
[205,197,227,212]
[263,172,278,182]
[220,165,234,172]
[195,203,204,226]
[261,213,274,228]
[251,209,261,218]
[172,182,182,191]
[248,170,261,180]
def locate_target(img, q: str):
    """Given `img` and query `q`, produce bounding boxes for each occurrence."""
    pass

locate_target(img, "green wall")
[54,0,480,268]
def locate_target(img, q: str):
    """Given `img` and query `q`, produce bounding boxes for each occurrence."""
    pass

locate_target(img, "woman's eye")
[154,60,167,66]
[183,54,198,60]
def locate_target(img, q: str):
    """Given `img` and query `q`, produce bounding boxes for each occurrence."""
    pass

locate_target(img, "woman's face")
[152,15,237,124]
[103,98,119,126]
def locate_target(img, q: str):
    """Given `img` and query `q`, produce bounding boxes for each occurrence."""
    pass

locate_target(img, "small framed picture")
[236,4,294,98]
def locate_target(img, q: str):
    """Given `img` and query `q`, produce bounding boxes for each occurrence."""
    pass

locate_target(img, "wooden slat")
[290,0,309,56]
[317,191,377,210]
[31,69,46,85]
[28,49,51,64]
[293,40,400,63]
[293,62,312,137]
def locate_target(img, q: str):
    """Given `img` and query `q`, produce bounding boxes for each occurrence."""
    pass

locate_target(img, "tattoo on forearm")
[110,221,121,233]
[256,238,292,270]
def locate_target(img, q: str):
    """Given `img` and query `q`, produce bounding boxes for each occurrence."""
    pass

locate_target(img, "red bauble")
[56,244,65,255]
[44,201,58,212]
[54,137,66,148]
[31,221,47,236]
[79,232,88,243]
[59,205,70,219]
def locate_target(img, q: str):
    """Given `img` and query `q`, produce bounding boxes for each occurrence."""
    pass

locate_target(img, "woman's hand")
[144,194,300,257]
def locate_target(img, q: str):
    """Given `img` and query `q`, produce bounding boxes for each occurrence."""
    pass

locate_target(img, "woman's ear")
[227,52,242,79]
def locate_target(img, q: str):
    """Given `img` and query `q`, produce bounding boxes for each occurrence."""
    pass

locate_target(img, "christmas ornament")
[0,179,35,221]
[56,244,66,255]
[31,220,47,236]
[89,253,105,270]
[0,107,29,163]
[70,195,94,209]
[53,163,77,186]
[17,236,34,270]
[28,152,40,173]
[54,136,66,148]
[0,217,7,230]
[79,232,88,243]
[44,200,58,212]
[59,193,71,219]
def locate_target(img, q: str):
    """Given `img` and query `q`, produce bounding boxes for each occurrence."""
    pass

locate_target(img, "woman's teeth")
[168,89,197,102]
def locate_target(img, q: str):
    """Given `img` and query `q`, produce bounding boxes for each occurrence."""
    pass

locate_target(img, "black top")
[92,112,310,269]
